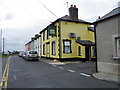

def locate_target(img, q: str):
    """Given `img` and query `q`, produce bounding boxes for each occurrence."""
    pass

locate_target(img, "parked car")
[18,51,26,57]
[24,51,39,61]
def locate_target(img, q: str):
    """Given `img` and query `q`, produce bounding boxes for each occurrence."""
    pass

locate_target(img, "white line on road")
[52,64,57,67]
[80,73,91,77]
[59,67,64,69]
[14,75,17,80]
[67,69,75,73]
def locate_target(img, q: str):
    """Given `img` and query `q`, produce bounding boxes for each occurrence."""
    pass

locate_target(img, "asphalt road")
[3,56,119,88]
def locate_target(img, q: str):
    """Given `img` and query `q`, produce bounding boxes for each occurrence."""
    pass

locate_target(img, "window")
[116,38,120,57]
[43,44,45,55]
[43,32,45,41]
[63,40,72,53]
[112,34,120,59]
[92,47,95,57]
[52,41,55,55]
[78,46,81,56]
[47,29,49,40]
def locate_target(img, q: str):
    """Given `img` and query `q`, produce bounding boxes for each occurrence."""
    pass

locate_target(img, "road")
[1,55,119,88]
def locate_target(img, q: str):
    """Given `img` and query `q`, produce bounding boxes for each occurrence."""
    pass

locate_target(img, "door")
[46,43,50,57]
[85,46,91,61]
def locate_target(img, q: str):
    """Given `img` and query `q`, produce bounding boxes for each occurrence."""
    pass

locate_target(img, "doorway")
[85,46,91,61]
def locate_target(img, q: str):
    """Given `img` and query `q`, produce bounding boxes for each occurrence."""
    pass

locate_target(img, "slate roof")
[40,15,91,34]
[94,6,120,23]
[76,40,95,46]
[88,27,94,32]
[59,15,91,24]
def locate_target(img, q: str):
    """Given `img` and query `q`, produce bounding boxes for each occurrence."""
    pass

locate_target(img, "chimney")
[35,34,39,38]
[69,5,78,20]
[31,37,35,41]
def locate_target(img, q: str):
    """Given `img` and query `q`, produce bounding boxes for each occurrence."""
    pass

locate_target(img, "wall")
[60,21,94,58]
[96,15,120,75]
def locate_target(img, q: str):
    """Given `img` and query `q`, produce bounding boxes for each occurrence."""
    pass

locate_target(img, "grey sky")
[0,0,119,51]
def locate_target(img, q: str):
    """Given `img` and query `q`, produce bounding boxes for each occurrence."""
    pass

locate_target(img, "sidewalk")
[93,72,120,85]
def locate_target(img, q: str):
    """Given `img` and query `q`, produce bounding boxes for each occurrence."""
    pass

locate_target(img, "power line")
[38,0,58,18]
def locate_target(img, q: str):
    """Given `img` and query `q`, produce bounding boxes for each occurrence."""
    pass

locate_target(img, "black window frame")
[52,41,56,55]
[78,46,81,56]
[43,44,45,55]
[63,40,72,53]
[43,32,45,41]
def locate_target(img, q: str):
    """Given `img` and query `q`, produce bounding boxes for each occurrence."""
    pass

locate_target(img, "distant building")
[94,6,120,75]
[40,5,95,61]
[25,34,41,56]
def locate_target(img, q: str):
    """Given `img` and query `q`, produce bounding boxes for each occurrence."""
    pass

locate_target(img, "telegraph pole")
[0,30,2,56]
[3,38,4,55]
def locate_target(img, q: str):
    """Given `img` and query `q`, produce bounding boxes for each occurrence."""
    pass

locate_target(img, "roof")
[59,15,91,24]
[76,40,95,46]
[88,27,94,32]
[94,6,120,23]
[40,15,91,34]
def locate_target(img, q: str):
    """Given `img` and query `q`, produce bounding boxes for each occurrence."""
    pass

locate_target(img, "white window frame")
[112,34,120,60]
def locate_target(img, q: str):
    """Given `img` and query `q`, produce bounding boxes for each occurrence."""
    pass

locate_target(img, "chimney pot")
[71,4,73,7]
[98,16,101,19]
[74,5,76,8]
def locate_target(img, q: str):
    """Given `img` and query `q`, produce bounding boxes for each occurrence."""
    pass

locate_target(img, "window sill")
[113,57,120,60]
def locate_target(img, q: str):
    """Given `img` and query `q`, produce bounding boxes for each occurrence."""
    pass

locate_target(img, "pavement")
[93,72,120,85]
[39,57,120,85]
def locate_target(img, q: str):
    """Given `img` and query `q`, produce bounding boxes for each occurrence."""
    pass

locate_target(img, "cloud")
[5,13,13,20]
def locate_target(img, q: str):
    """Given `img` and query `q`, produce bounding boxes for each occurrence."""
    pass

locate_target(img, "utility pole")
[3,38,4,55]
[0,30,2,56]
[64,2,69,14]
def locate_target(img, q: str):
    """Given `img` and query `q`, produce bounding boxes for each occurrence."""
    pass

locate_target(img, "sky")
[0,0,119,52]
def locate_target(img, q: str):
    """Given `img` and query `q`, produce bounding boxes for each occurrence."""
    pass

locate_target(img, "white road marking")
[59,67,64,69]
[13,75,17,80]
[80,73,91,77]
[52,64,57,67]
[67,69,75,73]
[49,62,65,65]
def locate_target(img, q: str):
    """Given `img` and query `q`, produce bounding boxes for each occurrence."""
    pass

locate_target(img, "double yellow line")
[0,56,11,90]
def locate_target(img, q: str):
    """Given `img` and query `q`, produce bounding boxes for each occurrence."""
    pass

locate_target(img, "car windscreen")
[29,51,37,54]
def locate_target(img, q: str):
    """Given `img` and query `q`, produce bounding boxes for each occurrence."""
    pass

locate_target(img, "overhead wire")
[37,0,58,18]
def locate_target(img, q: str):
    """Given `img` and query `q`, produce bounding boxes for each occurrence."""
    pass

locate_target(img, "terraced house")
[40,5,96,61]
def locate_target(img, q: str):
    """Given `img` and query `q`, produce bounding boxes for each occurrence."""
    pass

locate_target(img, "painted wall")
[60,21,94,58]
[40,21,95,59]
[96,15,120,75]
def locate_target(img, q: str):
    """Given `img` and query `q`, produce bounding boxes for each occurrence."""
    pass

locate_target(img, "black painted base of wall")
[41,56,96,62]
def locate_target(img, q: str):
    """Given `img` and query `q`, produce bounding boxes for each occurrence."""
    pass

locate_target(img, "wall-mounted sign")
[48,25,56,36]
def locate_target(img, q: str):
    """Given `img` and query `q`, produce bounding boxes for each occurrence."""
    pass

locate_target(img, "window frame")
[78,46,81,56]
[43,32,45,41]
[112,34,120,60]
[52,41,56,55]
[63,40,72,53]
[43,44,45,55]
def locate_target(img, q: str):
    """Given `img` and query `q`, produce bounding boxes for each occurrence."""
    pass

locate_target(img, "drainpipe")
[58,20,62,59]
[94,24,98,73]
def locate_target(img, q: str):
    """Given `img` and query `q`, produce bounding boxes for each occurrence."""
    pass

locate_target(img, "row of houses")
[25,4,120,76]
[25,5,96,61]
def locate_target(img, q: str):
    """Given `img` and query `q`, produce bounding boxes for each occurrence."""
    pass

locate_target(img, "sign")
[48,25,56,36]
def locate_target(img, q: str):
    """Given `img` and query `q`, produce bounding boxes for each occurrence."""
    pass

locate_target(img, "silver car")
[24,51,39,61]
[18,51,26,57]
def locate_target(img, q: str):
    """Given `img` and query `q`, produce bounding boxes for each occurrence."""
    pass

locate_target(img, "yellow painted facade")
[40,20,95,60]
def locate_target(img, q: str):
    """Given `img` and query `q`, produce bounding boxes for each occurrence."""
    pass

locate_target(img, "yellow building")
[40,5,96,61]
